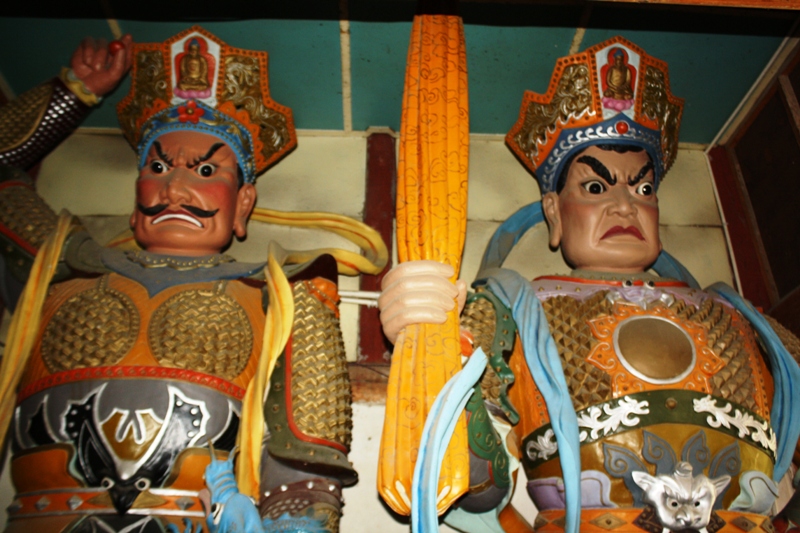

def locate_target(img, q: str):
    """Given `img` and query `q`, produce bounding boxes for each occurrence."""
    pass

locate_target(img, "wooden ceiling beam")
[587,0,800,9]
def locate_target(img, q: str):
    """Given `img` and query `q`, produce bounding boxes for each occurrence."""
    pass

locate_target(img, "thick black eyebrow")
[576,155,616,186]
[188,143,226,168]
[628,161,655,186]
[152,141,174,167]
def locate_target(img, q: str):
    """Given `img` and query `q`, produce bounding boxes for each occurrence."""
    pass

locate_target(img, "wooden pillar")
[357,131,395,363]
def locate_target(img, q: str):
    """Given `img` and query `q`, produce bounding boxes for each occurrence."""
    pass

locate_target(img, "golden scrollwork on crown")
[642,65,682,175]
[117,49,169,150]
[41,275,140,372]
[512,62,593,170]
[221,55,295,168]
[148,281,253,381]
[116,26,298,179]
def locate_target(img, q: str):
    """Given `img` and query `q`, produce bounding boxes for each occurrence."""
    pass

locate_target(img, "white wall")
[0,130,731,531]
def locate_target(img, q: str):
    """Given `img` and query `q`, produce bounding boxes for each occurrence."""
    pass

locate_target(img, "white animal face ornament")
[632,462,731,531]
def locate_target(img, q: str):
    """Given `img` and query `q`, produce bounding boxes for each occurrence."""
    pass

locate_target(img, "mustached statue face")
[542,145,661,273]
[130,130,256,256]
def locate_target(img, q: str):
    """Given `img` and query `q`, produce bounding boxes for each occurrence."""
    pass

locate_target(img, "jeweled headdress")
[506,36,683,193]
[117,26,297,183]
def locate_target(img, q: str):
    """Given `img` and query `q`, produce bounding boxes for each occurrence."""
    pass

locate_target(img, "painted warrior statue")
[0,27,373,533]
[379,36,800,533]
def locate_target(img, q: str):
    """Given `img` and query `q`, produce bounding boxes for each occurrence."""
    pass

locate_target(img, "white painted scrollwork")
[577,397,650,442]
[693,395,776,453]
[526,429,558,461]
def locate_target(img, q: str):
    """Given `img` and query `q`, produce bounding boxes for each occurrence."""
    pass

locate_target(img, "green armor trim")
[465,386,511,489]
[265,354,357,486]
[465,289,519,424]
[521,389,776,471]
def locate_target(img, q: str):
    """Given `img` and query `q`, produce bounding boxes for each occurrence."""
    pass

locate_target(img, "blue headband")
[137,100,257,183]
[536,114,663,194]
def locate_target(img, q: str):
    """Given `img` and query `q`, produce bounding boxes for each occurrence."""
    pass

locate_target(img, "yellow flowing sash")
[107,207,389,278]
[378,13,470,515]
[236,243,294,497]
[0,213,74,443]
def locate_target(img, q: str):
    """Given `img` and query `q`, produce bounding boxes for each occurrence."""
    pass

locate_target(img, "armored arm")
[445,289,523,524]
[0,73,94,170]
[0,167,107,309]
[260,254,355,533]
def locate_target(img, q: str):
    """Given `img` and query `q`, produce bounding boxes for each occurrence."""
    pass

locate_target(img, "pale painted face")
[130,130,256,256]
[542,145,661,273]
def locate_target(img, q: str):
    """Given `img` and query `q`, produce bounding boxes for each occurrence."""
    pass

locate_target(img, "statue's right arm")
[378,260,520,520]
[0,36,131,308]
[0,35,132,170]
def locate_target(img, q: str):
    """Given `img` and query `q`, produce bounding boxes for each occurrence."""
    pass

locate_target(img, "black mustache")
[137,204,219,218]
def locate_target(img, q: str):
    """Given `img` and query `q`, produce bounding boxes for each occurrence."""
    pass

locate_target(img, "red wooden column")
[350,131,396,401]
[707,146,773,310]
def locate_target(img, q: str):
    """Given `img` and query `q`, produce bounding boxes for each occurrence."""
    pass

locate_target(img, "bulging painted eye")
[197,163,216,177]
[134,478,151,491]
[101,477,115,489]
[150,160,168,174]
[582,180,606,194]
[636,182,654,196]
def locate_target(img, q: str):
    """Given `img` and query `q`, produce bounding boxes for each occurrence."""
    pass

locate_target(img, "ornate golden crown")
[506,36,683,193]
[117,26,297,183]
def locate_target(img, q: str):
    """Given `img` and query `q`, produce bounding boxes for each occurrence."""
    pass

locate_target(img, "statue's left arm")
[260,254,356,532]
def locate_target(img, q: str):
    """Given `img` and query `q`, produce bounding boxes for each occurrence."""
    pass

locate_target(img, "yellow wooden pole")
[378,10,470,515]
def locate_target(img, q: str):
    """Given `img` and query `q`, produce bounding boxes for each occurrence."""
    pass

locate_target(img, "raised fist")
[70,34,133,97]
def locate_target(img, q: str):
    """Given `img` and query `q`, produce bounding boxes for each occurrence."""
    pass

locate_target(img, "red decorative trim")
[283,337,349,454]
[17,366,246,402]
[358,132,395,363]
[533,275,689,288]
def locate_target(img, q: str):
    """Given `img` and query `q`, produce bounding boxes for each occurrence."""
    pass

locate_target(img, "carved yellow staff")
[378,8,470,515]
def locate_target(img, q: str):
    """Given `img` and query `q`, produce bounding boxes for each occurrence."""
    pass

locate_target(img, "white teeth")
[152,213,203,228]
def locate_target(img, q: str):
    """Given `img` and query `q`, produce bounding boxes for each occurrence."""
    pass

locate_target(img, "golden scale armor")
[0,27,355,533]
[464,276,792,532]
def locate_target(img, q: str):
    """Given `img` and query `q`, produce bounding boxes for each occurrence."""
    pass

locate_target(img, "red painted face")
[130,130,256,256]
[543,145,661,273]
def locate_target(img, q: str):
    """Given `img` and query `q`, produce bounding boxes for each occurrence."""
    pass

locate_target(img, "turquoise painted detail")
[412,347,489,533]
[0,14,787,139]
[483,269,582,533]
[467,289,518,424]
[466,386,510,489]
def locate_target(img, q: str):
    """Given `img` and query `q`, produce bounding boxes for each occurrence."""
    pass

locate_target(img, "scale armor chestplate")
[467,278,781,533]
[7,270,351,533]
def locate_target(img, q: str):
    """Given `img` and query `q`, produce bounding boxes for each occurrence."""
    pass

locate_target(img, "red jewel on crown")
[615,121,629,134]
[178,100,204,123]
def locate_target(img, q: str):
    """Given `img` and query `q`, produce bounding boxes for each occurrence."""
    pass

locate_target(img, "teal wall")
[0,3,795,143]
